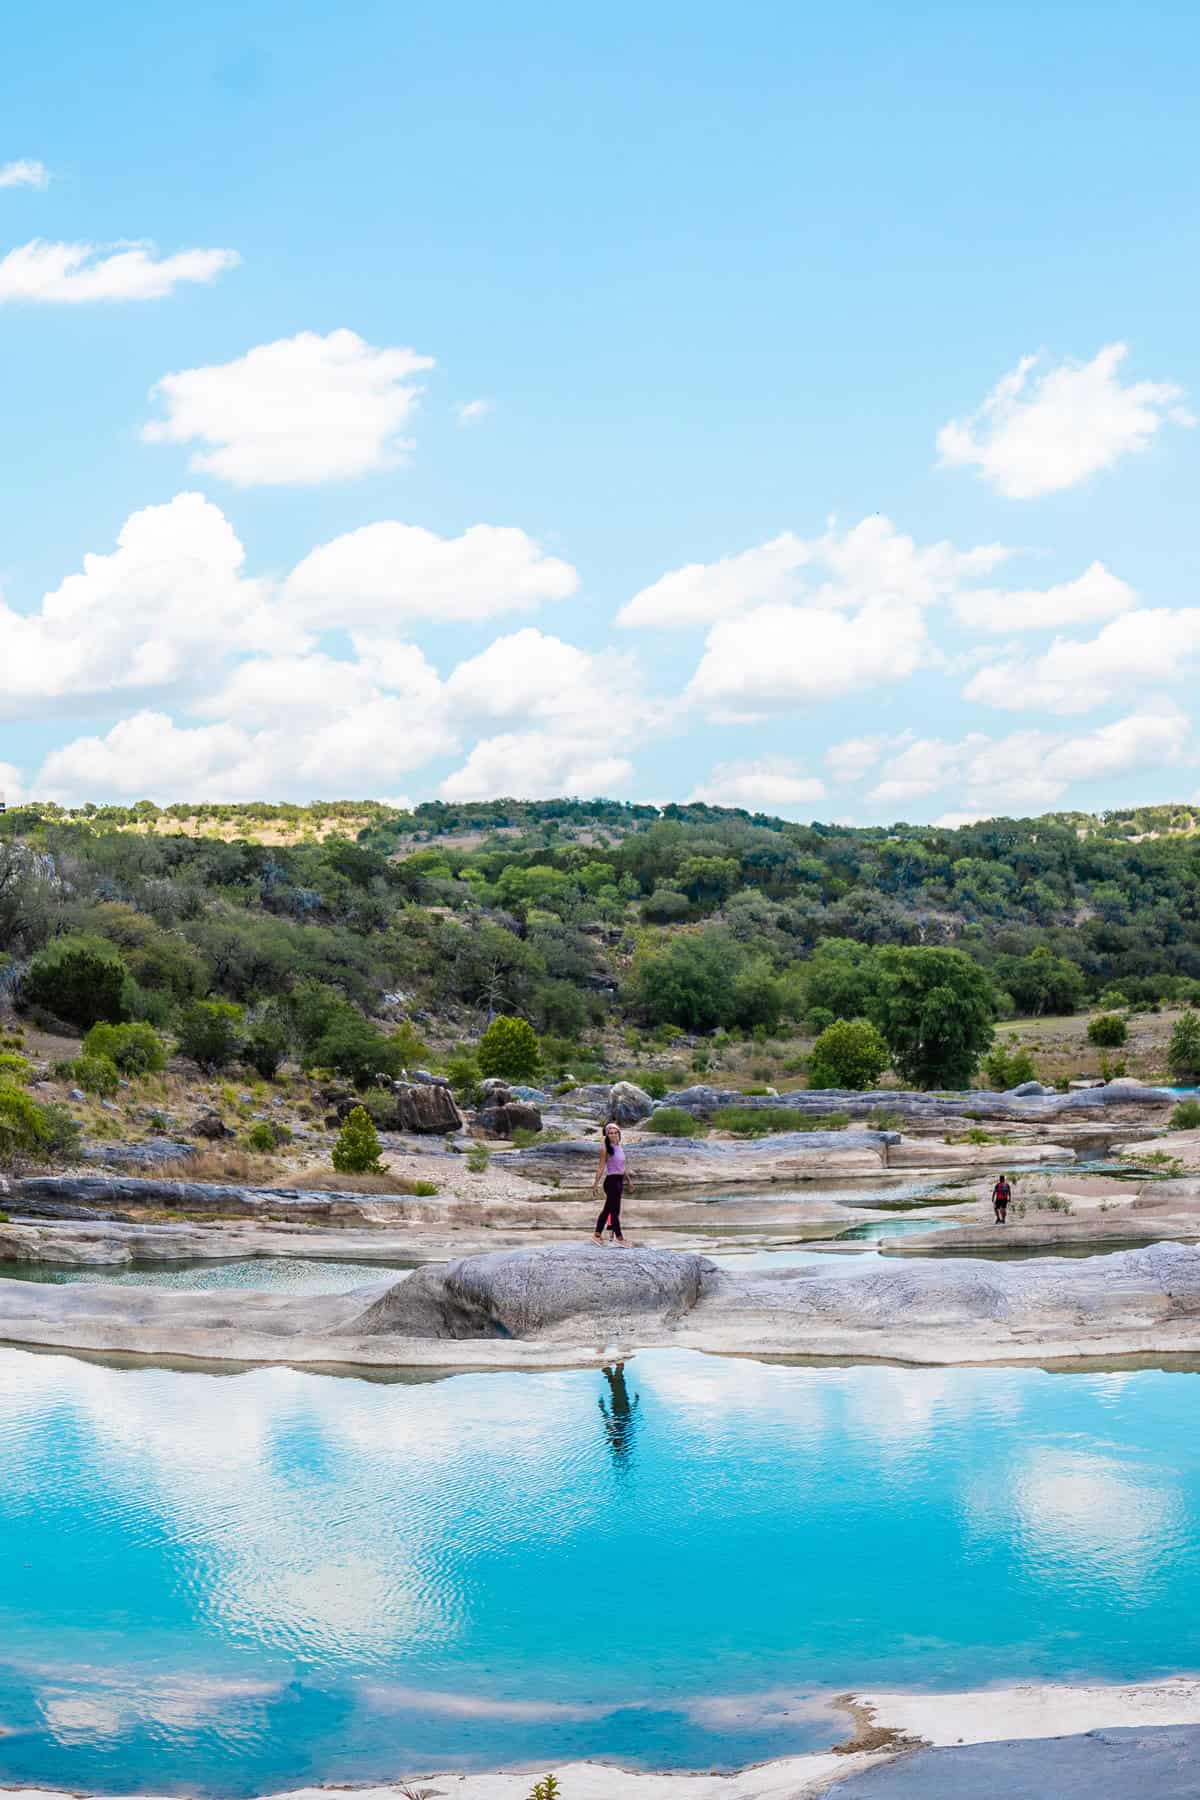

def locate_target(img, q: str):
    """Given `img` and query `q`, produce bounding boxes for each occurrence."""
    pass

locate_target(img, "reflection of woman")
[599,1362,640,1465]
[592,1122,631,1246]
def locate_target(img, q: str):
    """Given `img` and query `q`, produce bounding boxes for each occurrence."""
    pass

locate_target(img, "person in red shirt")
[992,1174,1012,1224]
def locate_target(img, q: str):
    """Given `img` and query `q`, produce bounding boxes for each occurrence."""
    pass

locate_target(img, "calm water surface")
[1,1348,1198,1793]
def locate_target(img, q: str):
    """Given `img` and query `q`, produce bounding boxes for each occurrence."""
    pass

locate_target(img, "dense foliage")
[4,795,1200,1089]
[806,1018,889,1090]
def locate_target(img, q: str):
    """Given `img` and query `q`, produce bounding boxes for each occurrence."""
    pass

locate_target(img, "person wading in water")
[992,1173,1012,1224]
[592,1121,631,1246]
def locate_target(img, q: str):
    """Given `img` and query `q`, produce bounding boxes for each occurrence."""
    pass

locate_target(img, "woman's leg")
[605,1174,625,1241]
[594,1196,613,1237]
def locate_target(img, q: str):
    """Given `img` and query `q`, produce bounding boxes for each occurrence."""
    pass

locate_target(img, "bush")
[71,1054,120,1097]
[307,1010,406,1088]
[641,888,691,923]
[982,1044,1037,1090]
[466,1142,491,1172]
[629,930,781,1034]
[177,999,245,1071]
[0,1052,31,1081]
[0,1082,80,1163]
[83,1021,167,1075]
[332,1105,386,1174]
[635,1070,669,1100]
[806,1008,836,1035]
[647,1106,703,1137]
[1087,1013,1128,1048]
[411,1179,439,1197]
[244,1009,290,1080]
[1168,1010,1200,1079]
[1171,1099,1200,1130]
[243,1120,291,1152]
[807,1017,889,1091]
[477,1015,541,1082]
[23,934,129,1029]
[711,1105,851,1136]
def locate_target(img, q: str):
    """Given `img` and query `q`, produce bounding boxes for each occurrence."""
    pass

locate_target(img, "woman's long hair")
[603,1123,621,1159]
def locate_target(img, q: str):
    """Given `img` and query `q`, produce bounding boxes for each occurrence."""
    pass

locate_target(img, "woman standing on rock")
[592,1121,631,1246]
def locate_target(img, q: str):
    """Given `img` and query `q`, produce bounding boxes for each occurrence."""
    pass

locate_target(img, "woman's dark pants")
[595,1172,625,1239]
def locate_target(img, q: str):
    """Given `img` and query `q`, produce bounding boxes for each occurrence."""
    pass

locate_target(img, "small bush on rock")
[332,1105,386,1174]
[477,1014,541,1082]
[1087,1013,1128,1048]
[244,1120,291,1153]
[982,1044,1037,1090]
[71,1054,120,1098]
[647,1106,703,1137]
[1170,1099,1200,1131]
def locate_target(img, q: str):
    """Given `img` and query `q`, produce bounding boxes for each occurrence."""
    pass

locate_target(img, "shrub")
[1087,1013,1128,1048]
[411,1179,439,1197]
[243,1120,291,1152]
[83,1021,167,1076]
[806,1017,889,1091]
[23,934,128,1029]
[866,1107,903,1130]
[806,1008,836,1035]
[177,1000,245,1071]
[636,1070,669,1100]
[982,1044,1037,1090]
[445,1048,482,1104]
[244,1009,290,1081]
[0,1083,80,1163]
[647,1106,703,1137]
[641,888,691,923]
[1169,1010,1200,1079]
[306,1010,405,1088]
[71,1054,120,1097]
[0,1052,31,1081]
[466,1142,491,1172]
[477,1015,541,1082]
[1170,1099,1200,1131]
[332,1105,386,1174]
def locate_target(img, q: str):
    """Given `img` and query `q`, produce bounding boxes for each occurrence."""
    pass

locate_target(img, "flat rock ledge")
[4,1240,1200,1370]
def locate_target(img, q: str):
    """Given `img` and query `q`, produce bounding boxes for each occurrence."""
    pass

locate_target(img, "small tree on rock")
[807,1017,889,1091]
[332,1104,386,1175]
[477,1014,541,1082]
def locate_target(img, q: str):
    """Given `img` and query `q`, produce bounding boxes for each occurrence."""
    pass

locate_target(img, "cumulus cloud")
[687,599,927,715]
[619,516,1008,630]
[0,493,275,718]
[143,330,434,485]
[0,159,50,190]
[455,397,493,425]
[285,521,577,625]
[937,344,1194,498]
[0,239,238,303]
[951,561,1137,633]
[866,706,1189,816]
[438,733,633,803]
[964,609,1200,713]
[689,756,826,816]
[825,735,889,783]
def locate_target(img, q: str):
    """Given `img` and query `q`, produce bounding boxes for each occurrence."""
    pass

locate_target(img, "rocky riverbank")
[5,1239,1200,1370]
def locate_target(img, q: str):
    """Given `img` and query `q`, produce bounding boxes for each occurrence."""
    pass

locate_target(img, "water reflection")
[598,1362,641,1469]
[0,1348,1198,1794]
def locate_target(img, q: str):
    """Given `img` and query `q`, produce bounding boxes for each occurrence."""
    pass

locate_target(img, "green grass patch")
[710,1105,851,1137]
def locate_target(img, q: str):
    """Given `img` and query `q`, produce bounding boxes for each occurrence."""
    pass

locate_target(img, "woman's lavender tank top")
[607,1143,626,1174]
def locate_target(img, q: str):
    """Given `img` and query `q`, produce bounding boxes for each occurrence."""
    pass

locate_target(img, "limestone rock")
[607,1080,655,1126]
[475,1100,542,1138]
[83,1138,197,1169]
[346,1243,715,1340]
[193,1110,232,1141]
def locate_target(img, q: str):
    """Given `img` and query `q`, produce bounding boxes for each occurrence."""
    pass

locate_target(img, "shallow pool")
[2,1348,1199,1793]
[0,1258,416,1295]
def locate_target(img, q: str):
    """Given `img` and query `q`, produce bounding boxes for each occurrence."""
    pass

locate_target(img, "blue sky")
[2,0,1198,822]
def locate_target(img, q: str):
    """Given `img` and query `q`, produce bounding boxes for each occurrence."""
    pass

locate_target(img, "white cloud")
[0,493,275,718]
[687,599,927,715]
[964,609,1200,713]
[455,397,493,425]
[619,516,1008,630]
[143,329,433,485]
[0,239,238,303]
[866,706,1189,818]
[285,521,577,625]
[689,756,826,816]
[0,762,26,804]
[951,561,1137,633]
[0,159,50,190]
[937,343,1193,498]
[438,731,632,803]
[825,734,889,783]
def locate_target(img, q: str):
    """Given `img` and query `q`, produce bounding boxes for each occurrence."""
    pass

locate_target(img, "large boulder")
[192,1111,232,1141]
[608,1080,655,1126]
[388,1081,463,1134]
[345,1243,714,1340]
[474,1100,543,1138]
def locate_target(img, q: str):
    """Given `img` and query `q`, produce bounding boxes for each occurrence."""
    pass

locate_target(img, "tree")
[477,1014,541,1081]
[870,946,997,1089]
[1168,1011,1200,1079]
[799,938,881,1021]
[306,1009,406,1087]
[1087,1012,1128,1048]
[983,1043,1037,1090]
[629,931,745,1033]
[807,1017,889,1091]
[23,934,128,1029]
[332,1105,386,1174]
[177,1000,245,1071]
[994,947,1086,1017]
[83,1021,167,1075]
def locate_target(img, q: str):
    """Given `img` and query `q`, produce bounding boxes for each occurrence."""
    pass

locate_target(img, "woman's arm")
[593,1142,607,1189]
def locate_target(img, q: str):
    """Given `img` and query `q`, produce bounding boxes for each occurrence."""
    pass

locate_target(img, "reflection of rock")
[608,1081,655,1126]
[346,1243,713,1339]
[475,1100,542,1139]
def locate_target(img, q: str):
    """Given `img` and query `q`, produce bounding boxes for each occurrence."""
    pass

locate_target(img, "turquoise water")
[0,1258,416,1294]
[2,1348,1200,1793]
